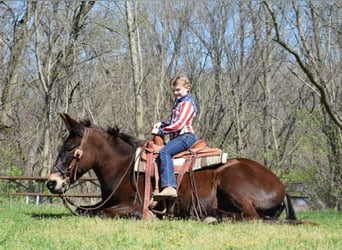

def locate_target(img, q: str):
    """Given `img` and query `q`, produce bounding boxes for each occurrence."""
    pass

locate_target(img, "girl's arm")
[161,101,194,134]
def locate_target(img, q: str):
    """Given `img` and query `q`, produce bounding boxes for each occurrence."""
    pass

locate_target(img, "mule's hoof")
[203,216,218,224]
[146,210,157,220]
[75,208,87,215]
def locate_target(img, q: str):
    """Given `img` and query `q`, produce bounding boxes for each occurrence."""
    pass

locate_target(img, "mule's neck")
[92,143,136,197]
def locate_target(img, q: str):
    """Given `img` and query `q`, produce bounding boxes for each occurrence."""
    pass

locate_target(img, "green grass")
[0,202,341,250]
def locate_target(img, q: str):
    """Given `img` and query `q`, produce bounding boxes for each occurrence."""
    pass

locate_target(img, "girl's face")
[172,83,190,100]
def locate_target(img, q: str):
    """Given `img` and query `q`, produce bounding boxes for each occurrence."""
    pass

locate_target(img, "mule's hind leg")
[204,209,244,224]
[236,199,260,220]
[218,194,260,220]
[217,186,260,220]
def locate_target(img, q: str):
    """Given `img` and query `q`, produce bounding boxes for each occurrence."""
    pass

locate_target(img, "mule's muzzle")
[47,173,70,194]
[46,179,57,192]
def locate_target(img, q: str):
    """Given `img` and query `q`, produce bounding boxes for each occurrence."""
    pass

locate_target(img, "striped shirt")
[160,94,197,139]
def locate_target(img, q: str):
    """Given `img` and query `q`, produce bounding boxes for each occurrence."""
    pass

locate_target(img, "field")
[0,202,341,250]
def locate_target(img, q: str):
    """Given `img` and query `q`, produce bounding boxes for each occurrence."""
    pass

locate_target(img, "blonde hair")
[169,76,191,91]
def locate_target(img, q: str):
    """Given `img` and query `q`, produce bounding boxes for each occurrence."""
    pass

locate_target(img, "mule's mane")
[80,119,143,150]
[80,119,92,128]
[106,126,143,148]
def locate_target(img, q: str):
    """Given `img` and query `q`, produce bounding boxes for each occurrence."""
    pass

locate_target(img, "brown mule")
[47,113,301,224]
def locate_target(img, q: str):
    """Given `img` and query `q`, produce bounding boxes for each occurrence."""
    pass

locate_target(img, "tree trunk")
[125,0,144,138]
[33,1,95,176]
[0,2,36,130]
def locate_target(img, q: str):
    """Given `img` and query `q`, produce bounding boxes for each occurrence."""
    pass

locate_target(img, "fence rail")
[1,176,310,210]
[11,192,101,198]
[0,176,97,181]
[285,182,310,211]
[0,175,100,205]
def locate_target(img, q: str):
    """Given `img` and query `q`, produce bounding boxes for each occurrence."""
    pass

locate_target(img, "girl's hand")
[151,127,159,135]
[153,122,162,129]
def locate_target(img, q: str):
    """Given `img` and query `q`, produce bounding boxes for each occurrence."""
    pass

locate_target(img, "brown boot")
[153,186,177,201]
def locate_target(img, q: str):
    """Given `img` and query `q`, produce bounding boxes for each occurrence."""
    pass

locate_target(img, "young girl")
[151,76,197,201]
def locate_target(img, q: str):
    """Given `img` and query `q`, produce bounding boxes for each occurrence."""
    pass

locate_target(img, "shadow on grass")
[29,212,74,219]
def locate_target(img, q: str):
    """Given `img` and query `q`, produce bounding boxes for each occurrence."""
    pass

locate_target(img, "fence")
[286,182,310,211]
[1,176,310,210]
[0,175,100,205]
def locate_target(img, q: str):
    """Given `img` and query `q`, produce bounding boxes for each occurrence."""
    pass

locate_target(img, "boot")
[153,186,177,201]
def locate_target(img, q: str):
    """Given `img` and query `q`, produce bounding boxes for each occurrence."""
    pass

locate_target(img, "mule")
[47,113,298,223]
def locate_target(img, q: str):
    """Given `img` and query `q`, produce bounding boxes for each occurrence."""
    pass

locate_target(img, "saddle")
[134,139,227,174]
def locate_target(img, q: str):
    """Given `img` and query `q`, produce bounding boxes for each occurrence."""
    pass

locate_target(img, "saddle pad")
[133,147,228,173]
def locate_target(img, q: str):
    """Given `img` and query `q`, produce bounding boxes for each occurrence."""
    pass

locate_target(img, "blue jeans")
[157,133,196,189]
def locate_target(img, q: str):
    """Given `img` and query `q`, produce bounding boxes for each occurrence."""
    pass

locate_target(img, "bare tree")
[264,0,341,209]
[125,0,144,138]
[0,2,36,129]
[31,1,95,176]
[189,2,232,144]
[264,1,342,129]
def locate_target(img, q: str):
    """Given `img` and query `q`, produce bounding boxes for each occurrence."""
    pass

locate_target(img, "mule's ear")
[60,113,83,134]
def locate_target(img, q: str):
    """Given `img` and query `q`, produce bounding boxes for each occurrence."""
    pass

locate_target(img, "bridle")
[67,127,90,181]
[54,127,94,215]
[54,127,90,181]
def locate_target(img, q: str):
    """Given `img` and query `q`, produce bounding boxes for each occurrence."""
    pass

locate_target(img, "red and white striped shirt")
[160,94,196,139]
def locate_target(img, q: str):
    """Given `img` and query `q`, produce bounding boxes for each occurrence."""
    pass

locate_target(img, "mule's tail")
[283,193,297,220]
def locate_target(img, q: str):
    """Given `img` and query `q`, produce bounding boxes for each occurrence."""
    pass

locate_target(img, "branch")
[263,1,342,129]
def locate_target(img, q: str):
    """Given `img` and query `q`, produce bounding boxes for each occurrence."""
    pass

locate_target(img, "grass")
[0,201,341,250]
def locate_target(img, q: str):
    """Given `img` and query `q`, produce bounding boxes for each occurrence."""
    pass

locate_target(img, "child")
[151,76,197,201]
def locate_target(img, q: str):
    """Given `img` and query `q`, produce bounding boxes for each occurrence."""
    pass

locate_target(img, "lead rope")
[60,195,79,216]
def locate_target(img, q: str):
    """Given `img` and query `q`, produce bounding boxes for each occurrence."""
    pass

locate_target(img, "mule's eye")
[64,143,77,152]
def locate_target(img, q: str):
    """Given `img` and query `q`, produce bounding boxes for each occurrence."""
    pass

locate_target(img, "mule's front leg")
[75,201,107,216]
[100,204,152,219]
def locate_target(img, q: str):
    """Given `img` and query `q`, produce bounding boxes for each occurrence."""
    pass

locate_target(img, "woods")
[0,1,341,210]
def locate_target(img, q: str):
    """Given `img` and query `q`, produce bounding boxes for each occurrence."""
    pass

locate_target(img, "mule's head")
[47,113,93,194]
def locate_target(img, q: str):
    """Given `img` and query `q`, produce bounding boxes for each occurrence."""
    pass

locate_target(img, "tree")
[31,1,95,176]
[125,0,144,138]
[0,2,36,130]
[264,0,341,209]
[263,1,342,129]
